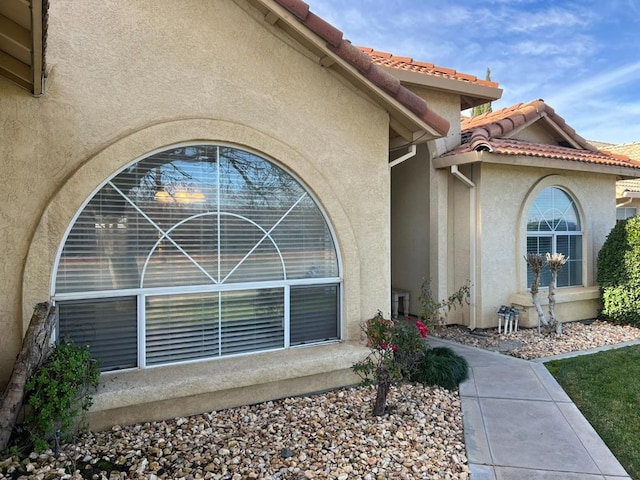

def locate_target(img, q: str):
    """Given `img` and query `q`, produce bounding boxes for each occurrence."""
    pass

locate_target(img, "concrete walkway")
[428,337,631,480]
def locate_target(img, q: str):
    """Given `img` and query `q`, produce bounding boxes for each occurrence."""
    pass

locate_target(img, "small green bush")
[597,216,640,326]
[24,340,100,452]
[411,347,469,390]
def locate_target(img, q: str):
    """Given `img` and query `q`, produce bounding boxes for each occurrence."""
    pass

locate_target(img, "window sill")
[89,342,368,430]
[509,286,600,328]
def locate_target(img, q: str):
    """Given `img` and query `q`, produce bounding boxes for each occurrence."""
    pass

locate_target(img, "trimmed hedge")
[597,216,640,326]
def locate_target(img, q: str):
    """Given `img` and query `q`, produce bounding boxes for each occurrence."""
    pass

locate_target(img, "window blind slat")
[290,285,338,345]
[58,297,137,371]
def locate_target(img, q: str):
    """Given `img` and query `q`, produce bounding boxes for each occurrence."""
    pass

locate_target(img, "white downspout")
[389,145,417,169]
[451,165,477,330]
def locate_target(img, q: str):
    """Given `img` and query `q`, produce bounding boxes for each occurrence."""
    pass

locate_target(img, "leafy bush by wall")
[597,216,640,326]
[24,341,100,452]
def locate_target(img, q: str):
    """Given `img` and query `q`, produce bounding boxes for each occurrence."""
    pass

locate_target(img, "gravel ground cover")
[1,385,468,480]
[4,319,639,480]
[432,319,640,360]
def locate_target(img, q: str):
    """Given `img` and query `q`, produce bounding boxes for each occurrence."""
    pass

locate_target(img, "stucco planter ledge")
[508,286,601,328]
[88,342,368,431]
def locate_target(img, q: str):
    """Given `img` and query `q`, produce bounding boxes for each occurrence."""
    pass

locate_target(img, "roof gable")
[460,99,595,151]
[438,99,640,173]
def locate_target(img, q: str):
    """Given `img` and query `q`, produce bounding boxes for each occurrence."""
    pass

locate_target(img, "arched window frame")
[523,183,584,289]
[51,142,343,371]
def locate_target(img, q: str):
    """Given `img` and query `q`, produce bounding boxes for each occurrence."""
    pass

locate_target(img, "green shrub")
[24,340,100,452]
[418,278,470,331]
[597,217,640,326]
[411,347,469,390]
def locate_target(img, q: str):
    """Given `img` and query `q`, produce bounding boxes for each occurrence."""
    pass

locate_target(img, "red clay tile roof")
[460,99,595,151]
[618,179,640,192]
[442,100,640,170]
[358,47,499,88]
[273,0,449,136]
[601,142,640,162]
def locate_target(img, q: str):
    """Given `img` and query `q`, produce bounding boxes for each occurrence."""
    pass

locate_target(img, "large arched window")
[53,145,341,371]
[526,187,582,288]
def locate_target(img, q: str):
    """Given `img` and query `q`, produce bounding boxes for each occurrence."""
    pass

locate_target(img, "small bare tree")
[525,253,548,333]
[546,252,568,335]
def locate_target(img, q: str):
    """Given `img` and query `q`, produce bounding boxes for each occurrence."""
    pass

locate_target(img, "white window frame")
[525,186,583,288]
[51,142,343,371]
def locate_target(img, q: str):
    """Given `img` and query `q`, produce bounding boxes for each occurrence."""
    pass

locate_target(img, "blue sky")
[310,0,640,145]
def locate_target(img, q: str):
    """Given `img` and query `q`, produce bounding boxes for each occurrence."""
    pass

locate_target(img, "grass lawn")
[546,345,640,479]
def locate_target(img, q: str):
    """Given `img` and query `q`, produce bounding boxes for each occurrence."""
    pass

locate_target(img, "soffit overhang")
[0,0,46,95]
[376,65,503,111]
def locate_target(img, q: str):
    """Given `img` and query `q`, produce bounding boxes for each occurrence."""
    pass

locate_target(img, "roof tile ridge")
[276,0,310,20]
[530,99,598,152]
[356,45,500,88]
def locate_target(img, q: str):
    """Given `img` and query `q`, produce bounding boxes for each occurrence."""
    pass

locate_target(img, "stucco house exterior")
[429,101,640,328]
[0,0,502,428]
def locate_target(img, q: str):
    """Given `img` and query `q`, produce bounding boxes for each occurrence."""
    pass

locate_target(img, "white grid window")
[526,187,583,287]
[54,145,341,370]
[616,206,637,221]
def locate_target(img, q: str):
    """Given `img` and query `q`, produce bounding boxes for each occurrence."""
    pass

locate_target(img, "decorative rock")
[433,319,640,360]
[14,318,634,480]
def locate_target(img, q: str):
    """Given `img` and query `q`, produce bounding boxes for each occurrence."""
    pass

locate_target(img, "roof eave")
[30,0,45,96]
[245,0,447,143]
[0,0,45,96]
[434,151,640,177]
[377,65,503,110]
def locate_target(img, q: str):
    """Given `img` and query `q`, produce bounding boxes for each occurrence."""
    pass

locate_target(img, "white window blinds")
[54,145,341,370]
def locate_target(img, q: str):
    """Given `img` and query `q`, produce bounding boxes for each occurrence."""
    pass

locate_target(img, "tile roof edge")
[441,138,640,170]
[461,99,598,153]
[271,0,450,136]
[358,46,500,89]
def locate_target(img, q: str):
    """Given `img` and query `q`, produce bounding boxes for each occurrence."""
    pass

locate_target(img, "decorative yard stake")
[546,252,568,335]
[525,253,548,334]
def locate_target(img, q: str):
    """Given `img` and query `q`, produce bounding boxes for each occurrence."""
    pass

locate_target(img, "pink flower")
[391,344,398,352]
[416,320,428,338]
[381,341,388,350]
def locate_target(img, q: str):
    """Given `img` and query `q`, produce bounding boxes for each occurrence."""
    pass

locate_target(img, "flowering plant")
[353,311,430,415]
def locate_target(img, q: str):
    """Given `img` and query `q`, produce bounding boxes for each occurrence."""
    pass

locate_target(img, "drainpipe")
[450,165,477,330]
[617,191,640,206]
[389,145,417,169]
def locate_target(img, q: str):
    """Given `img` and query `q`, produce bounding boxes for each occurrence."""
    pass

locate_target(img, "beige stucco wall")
[390,144,430,316]
[1,0,392,409]
[474,161,616,328]
[390,90,462,316]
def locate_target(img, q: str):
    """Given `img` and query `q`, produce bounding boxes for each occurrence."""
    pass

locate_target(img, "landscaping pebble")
[0,385,469,479]
[433,319,640,360]
[4,319,639,479]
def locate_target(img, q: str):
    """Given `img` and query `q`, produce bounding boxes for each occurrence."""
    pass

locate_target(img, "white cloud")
[504,8,591,33]
[546,61,640,108]
[308,0,640,143]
